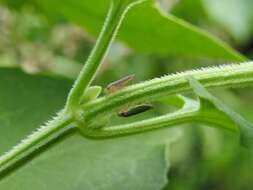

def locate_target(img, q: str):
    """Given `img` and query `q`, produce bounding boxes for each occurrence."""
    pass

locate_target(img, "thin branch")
[0,111,74,175]
[65,0,144,111]
[83,62,253,121]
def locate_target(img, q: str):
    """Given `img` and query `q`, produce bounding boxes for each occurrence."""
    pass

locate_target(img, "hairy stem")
[0,111,74,175]
[1,62,252,177]
[0,0,146,177]
[81,108,237,139]
[83,62,253,122]
[81,109,198,138]
[66,0,141,110]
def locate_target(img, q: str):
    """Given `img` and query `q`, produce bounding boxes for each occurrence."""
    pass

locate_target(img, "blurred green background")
[0,0,253,189]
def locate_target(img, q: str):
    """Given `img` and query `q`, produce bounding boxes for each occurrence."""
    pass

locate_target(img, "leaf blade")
[35,0,246,61]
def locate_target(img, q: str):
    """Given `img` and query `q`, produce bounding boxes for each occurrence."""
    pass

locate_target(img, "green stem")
[0,0,250,180]
[0,0,145,177]
[65,0,136,111]
[0,111,74,175]
[81,109,199,138]
[80,107,237,139]
[1,62,252,177]
[83,62,253,121]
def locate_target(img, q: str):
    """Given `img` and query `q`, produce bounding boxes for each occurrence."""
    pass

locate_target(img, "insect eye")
[118,104,153,117]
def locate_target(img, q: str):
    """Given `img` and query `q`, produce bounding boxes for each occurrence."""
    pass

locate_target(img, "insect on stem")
[106,75,153,117]
[118,104,153,117]
[106,74,135,93]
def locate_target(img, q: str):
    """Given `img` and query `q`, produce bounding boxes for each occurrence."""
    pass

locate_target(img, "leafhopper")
[118,104,153,117]
[106,74,135,93]
[106,75,153,117]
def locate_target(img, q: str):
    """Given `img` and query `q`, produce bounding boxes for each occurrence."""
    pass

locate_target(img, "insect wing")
[106,74,135,93]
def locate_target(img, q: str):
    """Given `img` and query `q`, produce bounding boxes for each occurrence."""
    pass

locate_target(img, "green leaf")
[0,68,180,190]
[188,77,253,148]
[171,0,206,24]
[35,0,246,61]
